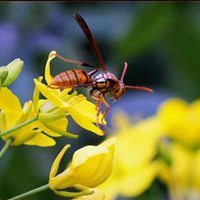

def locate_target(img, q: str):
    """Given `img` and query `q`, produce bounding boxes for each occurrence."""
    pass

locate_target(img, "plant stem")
[0,116,38,138]
[0,138,13,158]
[8,184,49,200]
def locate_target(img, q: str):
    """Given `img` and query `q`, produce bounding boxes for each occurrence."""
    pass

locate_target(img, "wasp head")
[112,62,153,100]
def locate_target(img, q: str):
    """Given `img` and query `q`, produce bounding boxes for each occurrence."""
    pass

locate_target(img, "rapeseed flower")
[157,98,200,148]
[49,137,116,198]
[0,87,63,146]
[159,142,200,200]
[100,112,162,199]
[34,51,104,136]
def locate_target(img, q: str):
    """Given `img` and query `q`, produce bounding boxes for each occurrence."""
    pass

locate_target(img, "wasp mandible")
[48,14,153,127]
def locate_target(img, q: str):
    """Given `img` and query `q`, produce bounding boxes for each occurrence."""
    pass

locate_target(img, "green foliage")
[116,3,200,100]
[116,3,174,61]
[163,7,200,98]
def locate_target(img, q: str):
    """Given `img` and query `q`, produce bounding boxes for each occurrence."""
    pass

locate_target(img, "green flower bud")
[0,58,23,87]
[0,67,8,87]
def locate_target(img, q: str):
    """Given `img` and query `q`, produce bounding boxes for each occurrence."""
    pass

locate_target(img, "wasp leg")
[101,94,110,126]
[90,89,102,128]
[55,53,99,69]
[70,83,93,93]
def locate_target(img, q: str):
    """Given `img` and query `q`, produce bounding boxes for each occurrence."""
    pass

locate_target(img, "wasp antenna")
[121,62,128,81]
[125,85,153,93]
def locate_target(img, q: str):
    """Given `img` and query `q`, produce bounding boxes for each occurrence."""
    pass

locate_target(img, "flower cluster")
[99,99,200,200]
[0,51,115,200]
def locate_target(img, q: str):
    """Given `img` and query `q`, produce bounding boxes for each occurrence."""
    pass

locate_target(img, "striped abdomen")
[49,69,92,88]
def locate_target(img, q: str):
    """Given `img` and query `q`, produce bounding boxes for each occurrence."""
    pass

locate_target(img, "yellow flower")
[0,58,23,87]
[158,142,200,200]
[0,87,68,146]
[100,112,162,199]
[157,98,200,148]
[32,76,77,139]
[49,137,116,197]
[34,51,104,136]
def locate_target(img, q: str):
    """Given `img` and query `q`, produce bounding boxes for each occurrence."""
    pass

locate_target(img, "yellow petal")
[16,101,34,124]
[73,188,105,200]
[67,94,105,124]
[158,98,200,147]
[50,139,115,190]
[24,132,56,147]
[68,107,104,136]
[49,144,71,179]
[100,137,116,155]
[45,50,57,84]
[115,130,158,169]
[36,121,61,137]
[119,162,160,196]
[70,142,115,187]
[0,87,22,114]
[0,110,6,131]
[33,76,43,112]
[69,95,100,122]
[34,79,69,108]
[193,149,200,189]
[0,88,22,127]
[157,98,187,130]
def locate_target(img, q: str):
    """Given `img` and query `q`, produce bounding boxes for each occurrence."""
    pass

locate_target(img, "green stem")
[44,123,79,139]
[8,184,49,200]
[0,116,38,138]
[0,138,13,158]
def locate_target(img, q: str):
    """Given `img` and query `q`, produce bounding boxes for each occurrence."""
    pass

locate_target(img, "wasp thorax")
[94,72,119,93]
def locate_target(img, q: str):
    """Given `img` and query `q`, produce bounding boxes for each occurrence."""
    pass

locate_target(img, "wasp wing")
[74,14,107,72]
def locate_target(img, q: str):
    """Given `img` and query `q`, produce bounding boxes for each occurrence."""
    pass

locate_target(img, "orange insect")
[48,14,153,127]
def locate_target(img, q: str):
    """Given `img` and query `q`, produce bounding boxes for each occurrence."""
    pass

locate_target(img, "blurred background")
[0,2,200,200]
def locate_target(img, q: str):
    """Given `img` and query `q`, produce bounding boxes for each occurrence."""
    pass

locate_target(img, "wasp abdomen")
[49,69,91,88]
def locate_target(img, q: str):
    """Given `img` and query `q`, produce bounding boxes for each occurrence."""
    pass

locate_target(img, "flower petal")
[70,140,115,187]
[73,188,105,200]
[121,162,160,196]
[45,50,57,84]
[24,132,56,147]
[0,88,22,127]
[34,79,69,108]
[68,107,104,136]
[49,144,71,179]
[50,138,115,190]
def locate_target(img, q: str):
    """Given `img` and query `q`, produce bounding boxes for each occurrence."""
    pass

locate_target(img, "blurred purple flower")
[107,88,171,128]
[0,23,19,63]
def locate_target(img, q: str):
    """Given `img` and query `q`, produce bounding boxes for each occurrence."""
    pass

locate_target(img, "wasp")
[48,14,153,127]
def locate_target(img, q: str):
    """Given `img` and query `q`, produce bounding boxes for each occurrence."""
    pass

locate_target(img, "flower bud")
[0,67,8,86]
[0,58,23,87]
[49,138,116,196]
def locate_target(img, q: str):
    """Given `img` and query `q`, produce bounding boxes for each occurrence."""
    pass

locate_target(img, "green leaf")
[164,8,200,98]
[116,3,174,61]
